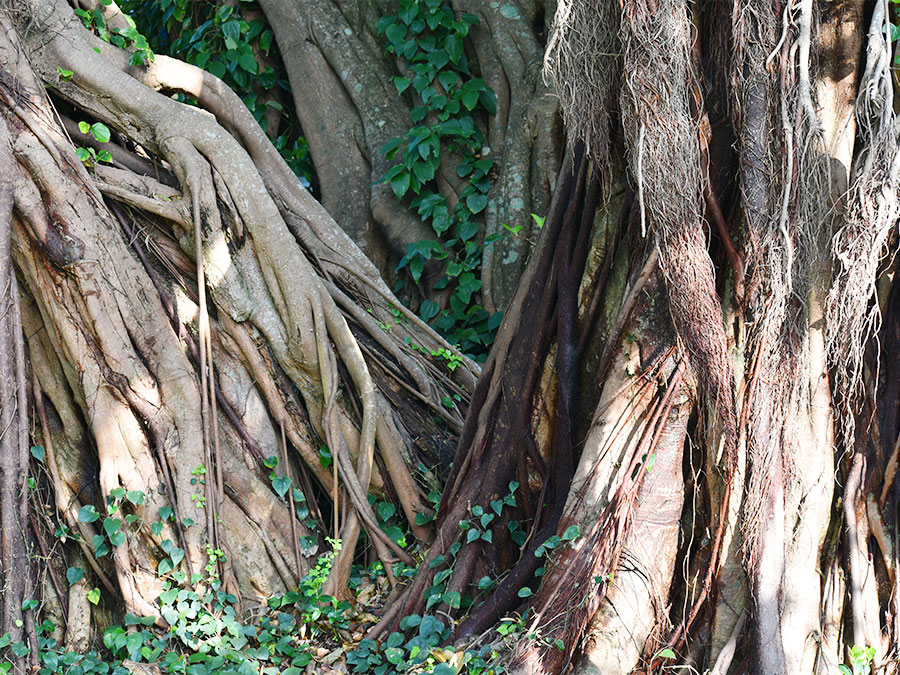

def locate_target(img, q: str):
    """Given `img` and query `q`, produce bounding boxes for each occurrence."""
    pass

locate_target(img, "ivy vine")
[377,0,502,360]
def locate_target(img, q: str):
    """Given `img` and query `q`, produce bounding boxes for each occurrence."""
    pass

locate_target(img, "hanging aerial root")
[0,114,38,669]
[826,0,900,449]
[618,0,737,459]
[542,0,620,171]
[534,3,739,670]
[730,0,842,671]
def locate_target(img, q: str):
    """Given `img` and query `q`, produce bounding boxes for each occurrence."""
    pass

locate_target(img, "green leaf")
[78,121,90,134]
[385,23,406,45]
[437,70,457,90]
[562,525,581,541]
[413,161,435,183]
[103,517,121,535]
[125,490,145,505]
[418,615,444,638]
[393,77,411,94]
[384,647,405,665]
[409,255,424,282]
[400,614,421,630]
[391,170,411,198]
[377,501,396,521]
[208,60,226,78]
[379,137,404,157]
[158,558,174,575]
[442,590,461,609]
[428,50,449,69]
[465,193,487,214]
[66,567,84,586]
[30,446,44,462]
[477,576,494,590]
[318,445,332,469]
[455,272,481,304]
[490,499,503,515]
[474,158,493,176]
[466,528,479,543]
[238,52,258,73]
[271,475,291,498]
[480,88,498,115]
[90,122,111,143]
[457,219,479,243]
[222,19,241,40]
[384,525,405,545]
[259,29,273,52]
[87,587,101,605]
[434,569,452,585]
[445,34,463,64]
[517,587,532,598]
[658,649,676,659]
[78,505,100,523]
[94,538,110,558]
[170,547,185,566]
[410,106,427,123]
[108,531,125,547]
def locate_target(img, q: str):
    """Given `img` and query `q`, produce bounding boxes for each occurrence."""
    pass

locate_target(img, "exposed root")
[4,0,475,621]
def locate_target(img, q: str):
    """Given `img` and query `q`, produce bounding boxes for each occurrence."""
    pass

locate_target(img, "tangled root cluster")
[826,1,900,449]
[542,0,620,172]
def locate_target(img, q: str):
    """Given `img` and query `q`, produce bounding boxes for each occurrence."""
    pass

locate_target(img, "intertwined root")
[7,0,476,625]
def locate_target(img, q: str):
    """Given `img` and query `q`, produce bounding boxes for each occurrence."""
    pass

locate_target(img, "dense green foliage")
[376,0,502,357]
[3,487,513,675]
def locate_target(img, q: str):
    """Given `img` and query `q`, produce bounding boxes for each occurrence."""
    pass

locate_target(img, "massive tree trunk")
[6,0,900,674]
[380,1,900,674]
[256,0,561,308]
[1,0,480,649]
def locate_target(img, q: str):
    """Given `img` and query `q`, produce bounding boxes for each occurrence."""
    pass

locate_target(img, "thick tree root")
[4,0,475,628]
